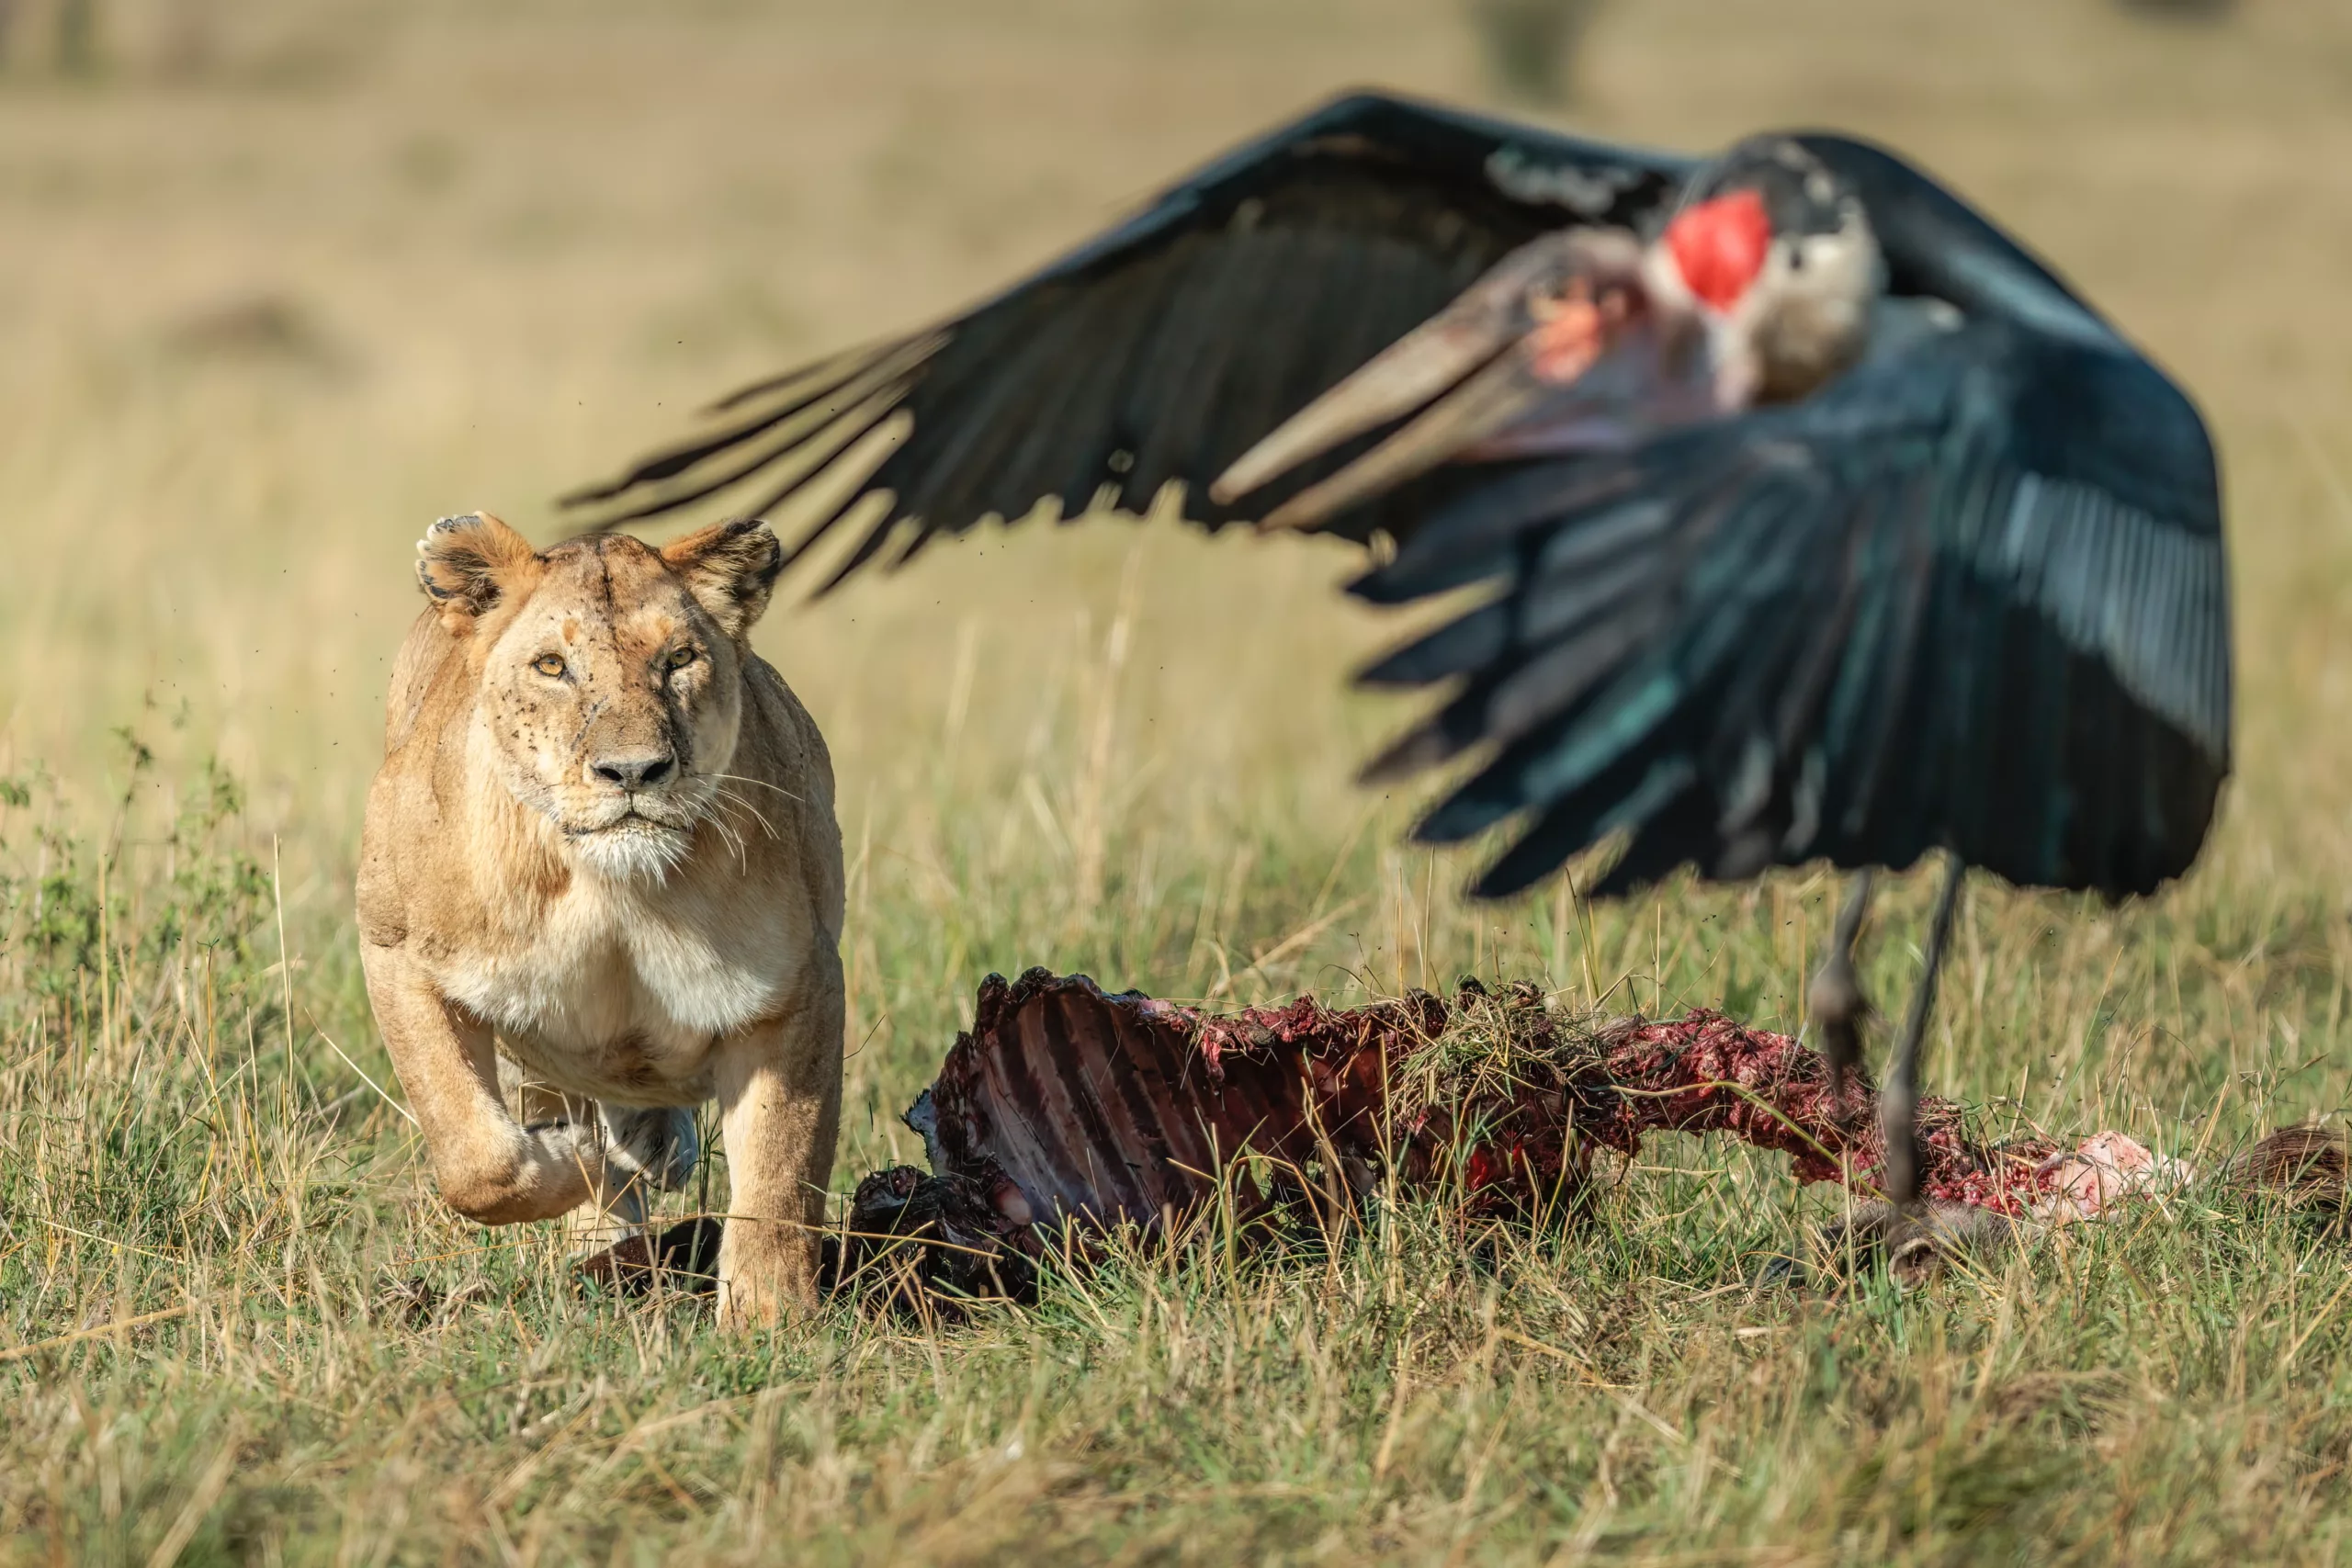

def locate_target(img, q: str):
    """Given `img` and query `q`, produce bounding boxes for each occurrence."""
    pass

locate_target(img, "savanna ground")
[4,0,2352,1561]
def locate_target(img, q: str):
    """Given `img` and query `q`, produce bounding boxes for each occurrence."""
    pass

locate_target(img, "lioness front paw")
[715,1221,820,1331]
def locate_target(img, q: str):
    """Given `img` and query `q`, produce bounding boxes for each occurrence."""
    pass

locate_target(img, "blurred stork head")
[1644,136,1882,405]
[1217,135,1882,532]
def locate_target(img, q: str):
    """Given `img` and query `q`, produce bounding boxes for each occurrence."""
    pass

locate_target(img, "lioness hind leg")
[597,1103,701,1194]
[578,1104,700,1248]
[500,1063,702,1251]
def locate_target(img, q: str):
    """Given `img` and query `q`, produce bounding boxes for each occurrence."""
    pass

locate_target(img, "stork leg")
[1806,867,1877,1113]
[1879,851,1965,1207]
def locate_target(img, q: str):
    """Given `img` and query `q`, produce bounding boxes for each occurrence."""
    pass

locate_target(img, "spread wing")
[1351,134,2231,899]
[562,90,1689,586]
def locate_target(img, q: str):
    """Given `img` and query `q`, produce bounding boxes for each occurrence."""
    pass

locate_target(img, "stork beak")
[1250,332,1569,533]
[1250,259,1656,534]
[1211,231,1624,513]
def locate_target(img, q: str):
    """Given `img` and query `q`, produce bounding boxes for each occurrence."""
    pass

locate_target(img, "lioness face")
[481,542,741,881]
[415,513,786,883]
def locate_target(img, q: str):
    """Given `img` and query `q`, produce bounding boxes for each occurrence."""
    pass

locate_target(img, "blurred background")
[1,0,2347,1152]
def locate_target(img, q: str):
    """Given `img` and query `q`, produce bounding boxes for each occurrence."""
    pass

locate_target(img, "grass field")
[6,0,2352,1561]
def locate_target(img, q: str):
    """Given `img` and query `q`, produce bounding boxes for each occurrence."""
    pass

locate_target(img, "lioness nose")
[592,752,677,790]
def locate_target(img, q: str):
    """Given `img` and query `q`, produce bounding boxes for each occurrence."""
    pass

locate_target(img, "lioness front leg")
[364,941,622,1225]
[711,986,843,1329]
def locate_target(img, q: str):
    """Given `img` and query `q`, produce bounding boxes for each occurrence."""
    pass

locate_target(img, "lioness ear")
[662,519,785,639]
[416,513,538,632]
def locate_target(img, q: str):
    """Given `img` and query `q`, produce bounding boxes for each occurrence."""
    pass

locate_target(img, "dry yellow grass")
[6,1,2352,1562]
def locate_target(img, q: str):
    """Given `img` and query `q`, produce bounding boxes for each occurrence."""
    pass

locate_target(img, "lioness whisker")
[707,782,783,842]
[705,772,808,807]
[708,812,749,868]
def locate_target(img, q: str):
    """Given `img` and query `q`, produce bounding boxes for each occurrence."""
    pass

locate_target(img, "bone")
[821,971,2051,1307]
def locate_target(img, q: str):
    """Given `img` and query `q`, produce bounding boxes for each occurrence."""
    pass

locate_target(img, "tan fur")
[357,513,844,1329]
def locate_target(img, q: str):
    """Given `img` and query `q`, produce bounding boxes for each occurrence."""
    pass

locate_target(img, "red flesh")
[865,970,2066,1281]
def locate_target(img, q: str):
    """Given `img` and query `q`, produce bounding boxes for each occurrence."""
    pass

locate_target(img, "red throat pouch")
[1666,189,1771,312]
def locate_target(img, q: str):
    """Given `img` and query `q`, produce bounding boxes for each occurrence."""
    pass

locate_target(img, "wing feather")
[1352,276,2230,898]
[566,91,1689,581]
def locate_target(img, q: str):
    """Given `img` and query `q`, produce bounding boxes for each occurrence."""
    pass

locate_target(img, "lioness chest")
[432,868,811,1107]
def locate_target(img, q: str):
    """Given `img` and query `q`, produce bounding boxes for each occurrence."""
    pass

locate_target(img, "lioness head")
[414,512,785,882]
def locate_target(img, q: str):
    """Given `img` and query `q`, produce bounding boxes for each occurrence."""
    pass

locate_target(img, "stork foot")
[1807,949,1870,1114]
[1808,867,1878,1121]
[1881,851,1966,1209]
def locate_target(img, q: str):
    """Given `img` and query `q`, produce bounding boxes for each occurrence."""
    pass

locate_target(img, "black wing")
[562,91,1689,586]
[1352,134,2230,899]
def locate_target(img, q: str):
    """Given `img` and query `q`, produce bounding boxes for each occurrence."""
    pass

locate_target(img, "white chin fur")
[569,818,694,883]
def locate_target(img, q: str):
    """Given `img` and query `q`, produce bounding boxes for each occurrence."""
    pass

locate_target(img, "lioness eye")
[532,653,566,678]
[667,646,697,671]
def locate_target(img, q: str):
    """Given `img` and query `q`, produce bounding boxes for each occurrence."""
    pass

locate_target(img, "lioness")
[356,512,844,1327]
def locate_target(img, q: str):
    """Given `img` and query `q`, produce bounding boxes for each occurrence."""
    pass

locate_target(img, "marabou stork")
[567,92,2231,1203]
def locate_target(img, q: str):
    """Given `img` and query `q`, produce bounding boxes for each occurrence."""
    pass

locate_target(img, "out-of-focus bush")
[2116,0,2235,19]
[0,0,391,85]
[1468,0,1604,106]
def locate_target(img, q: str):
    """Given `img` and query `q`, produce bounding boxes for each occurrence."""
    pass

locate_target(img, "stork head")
[1212,136,1885,532]
[1646,137,1881,404]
